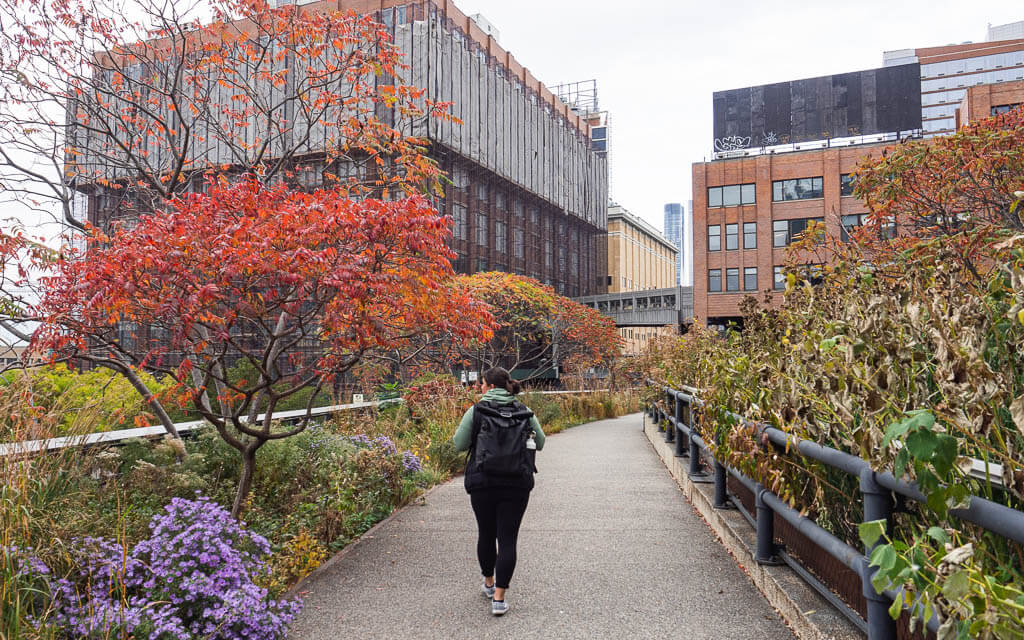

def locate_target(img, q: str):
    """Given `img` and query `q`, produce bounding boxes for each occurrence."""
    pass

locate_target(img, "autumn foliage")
[854,106,1024,239]
[32,180,491,514]
[455,272,621,380]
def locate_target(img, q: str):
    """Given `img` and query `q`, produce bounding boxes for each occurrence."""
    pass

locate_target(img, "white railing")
[0,389,623,458]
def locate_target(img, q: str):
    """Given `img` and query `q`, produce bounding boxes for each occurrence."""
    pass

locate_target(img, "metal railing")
[647,381,1024,640]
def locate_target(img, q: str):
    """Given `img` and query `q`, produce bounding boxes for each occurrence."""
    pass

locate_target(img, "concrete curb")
[642,416,863,640]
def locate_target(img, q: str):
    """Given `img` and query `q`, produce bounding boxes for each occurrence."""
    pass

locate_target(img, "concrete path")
[289,413,794,640]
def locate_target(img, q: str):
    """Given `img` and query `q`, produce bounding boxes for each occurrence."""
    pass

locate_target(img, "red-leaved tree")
[854,107,1024,239]
[453,272,620,383]
[34,180,492,516]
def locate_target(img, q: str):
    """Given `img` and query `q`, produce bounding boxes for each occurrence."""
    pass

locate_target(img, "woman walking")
[453,366,545,616]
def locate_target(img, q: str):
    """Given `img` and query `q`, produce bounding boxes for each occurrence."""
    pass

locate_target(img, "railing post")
[664,389,675,443]
[674,395,687,457]
[755,485,781,564]
[687,408,707,479]
[713,460,730,508]
[860,468,897,640]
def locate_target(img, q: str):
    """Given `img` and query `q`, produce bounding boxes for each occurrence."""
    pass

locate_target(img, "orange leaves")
[37,179,491,386]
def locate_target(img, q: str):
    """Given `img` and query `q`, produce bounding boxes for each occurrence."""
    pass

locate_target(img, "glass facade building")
[662,203,692,286]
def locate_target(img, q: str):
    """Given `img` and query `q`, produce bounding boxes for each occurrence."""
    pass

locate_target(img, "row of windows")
[921,68,1024,93]
[773,217,823,247]
[921,51,1024,80]
[708,267,758,293]
[922,89,966,107]
[773,177,823,202]
[709,266,820,293]
[708,183,756,208]
[709,175,857,209]
[708,213,890,249]
[708,222,757,251]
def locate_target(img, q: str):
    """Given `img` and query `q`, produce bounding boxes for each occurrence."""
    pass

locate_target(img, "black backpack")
[464,400,537,492]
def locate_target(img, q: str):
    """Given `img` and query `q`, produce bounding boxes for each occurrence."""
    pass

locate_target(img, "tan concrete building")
[605,203,679,354]
[607,203,677,293]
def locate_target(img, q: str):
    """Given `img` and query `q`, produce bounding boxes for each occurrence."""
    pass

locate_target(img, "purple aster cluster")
[347,434,371,447]
[347,434,398,455]
[401,451,422,474]
[43,495,301,639]
[371,435,398,455]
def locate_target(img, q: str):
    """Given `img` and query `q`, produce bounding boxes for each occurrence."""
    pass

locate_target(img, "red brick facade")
[957,81,1024,128]
[691,143,890,325]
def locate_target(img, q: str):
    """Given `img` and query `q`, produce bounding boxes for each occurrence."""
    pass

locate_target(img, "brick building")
[957,80,1024,127]
[692,143,889,327]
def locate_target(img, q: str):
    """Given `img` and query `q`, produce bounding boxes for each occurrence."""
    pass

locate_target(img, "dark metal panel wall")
[712,63,922,149]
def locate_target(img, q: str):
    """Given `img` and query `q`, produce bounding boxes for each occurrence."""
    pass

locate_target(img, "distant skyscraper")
[663,203,684,286]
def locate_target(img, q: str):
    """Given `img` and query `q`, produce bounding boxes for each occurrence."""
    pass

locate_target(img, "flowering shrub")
[348,434,419,476]
[47,496,301,639]
[402,451,422,473]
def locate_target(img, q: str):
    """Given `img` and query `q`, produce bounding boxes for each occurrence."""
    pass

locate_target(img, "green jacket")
[452,388,545,452]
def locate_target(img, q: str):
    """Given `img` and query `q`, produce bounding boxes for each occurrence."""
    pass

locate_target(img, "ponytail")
[483,366,520,395]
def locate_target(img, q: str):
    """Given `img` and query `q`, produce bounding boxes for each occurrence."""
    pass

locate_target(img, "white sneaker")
[491,599,509,616]
[481,582,496,599]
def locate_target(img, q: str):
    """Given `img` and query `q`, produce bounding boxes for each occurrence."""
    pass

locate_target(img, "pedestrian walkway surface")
[289,412,794,639]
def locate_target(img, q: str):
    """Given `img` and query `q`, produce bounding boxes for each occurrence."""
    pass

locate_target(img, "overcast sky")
[450,0,1022,235]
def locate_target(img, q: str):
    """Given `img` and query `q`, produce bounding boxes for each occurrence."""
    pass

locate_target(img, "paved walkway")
[289,413,794,639]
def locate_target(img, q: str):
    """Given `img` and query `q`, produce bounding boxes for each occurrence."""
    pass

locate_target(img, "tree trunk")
[98,359,183,442]
[232,443,260,519]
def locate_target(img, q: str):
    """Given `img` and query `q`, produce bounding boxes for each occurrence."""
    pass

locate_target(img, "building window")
[725,224,738,251]
[544,240,552,268]
[513,228,525,259]
[477,258,489,272]
[452,203,467,240]
[476,181,488,202]
[992,104,1021,116]
[725,268,739,292]
[744,267,757,291]
[708,225,721,252]
[840,174,856,197]
[558,246,566,273]
[772,177,824,202]
[452,166,469,193]
[743,222,756,249]
[773,266,785,290]
[495,191,506,211]
[708,269,722,293]
[495,221,507,254]
[772,217,824,247]
[477,213,488,247]
[841,213,867,242]
[708,183,756,208]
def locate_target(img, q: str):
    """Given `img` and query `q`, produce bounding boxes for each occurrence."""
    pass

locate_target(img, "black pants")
[470,487,531,590]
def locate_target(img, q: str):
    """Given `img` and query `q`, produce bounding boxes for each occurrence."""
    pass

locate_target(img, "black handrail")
[645,381,1024,639]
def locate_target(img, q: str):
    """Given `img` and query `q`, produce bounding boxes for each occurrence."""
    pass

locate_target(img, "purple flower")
[47,495,301,639]
[402,451,422,474]
[371,436,397,455]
